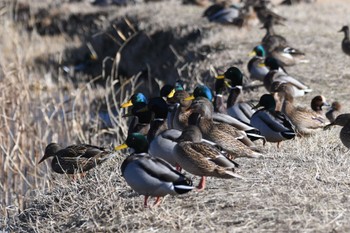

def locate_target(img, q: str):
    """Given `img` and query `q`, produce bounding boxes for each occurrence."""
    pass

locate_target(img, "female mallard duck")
[115,133,194,207]
[326,101,342,123]
[189,97,264,158]
[38,143,117,174]
[269,45,308,67]
[174,125,242,190]
[186,85,265,143]
[276,83,328,136]
[261,16,288,53]
[264,57,312,97]
[250,94,295,148]
[324,114,350,149]
[223,67,256,125]
[339,26,350,56]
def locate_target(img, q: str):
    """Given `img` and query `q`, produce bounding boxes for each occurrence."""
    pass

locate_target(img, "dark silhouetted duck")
[339,26,350,56]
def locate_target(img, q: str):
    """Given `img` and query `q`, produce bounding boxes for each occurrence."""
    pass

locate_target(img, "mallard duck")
[120,92,148,108]
[248,45,269,82]
[174,125,242,190]
[189,97,264,158]
[38,143,116,174]
[261,16,288,53]
[250,94,295,147]
[276,83,327,136]
[203,1,244,26]
[269,45,308,67]
[115,133,194,207]
[264,57,312,96]
[186,85,265,143]
[223,67,256,125]
[339,26,350,56]
[253,2,287,25]
[214,74,227,114]
[326,101,342,123]
[324,114,350,149]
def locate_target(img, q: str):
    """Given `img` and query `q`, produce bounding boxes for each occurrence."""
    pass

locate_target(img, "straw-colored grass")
[2,0,350,232]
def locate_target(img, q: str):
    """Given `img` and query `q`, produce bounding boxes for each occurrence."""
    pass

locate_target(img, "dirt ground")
[2,0,350,232]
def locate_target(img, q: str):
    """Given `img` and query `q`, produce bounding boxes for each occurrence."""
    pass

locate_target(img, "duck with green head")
[223,67,256,125]
[263,57,312,97]
[115,133,194,207]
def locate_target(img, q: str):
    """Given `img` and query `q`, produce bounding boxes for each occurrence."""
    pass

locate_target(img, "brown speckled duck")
[38,143,117,174]
[174,125,242,191]
[276,83,328,136]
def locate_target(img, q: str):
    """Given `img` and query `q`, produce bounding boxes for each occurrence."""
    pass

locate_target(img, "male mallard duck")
[326,101,342,123]
[248,45,270,82]
[115,133,194,207]
[276,83,327,136]
[250,94,295,147]
[324,114,350,149]
[120,93,151,135]
[339,26,350,56]
[223,67,256,125]
[203,1,244,26]
[38,143,116,174]
[174,125,242,190]
[189,97,264,158]
[264,57,312,96]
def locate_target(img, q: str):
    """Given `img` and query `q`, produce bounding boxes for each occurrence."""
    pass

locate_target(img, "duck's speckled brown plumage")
[174,125,239,178]
[38,143,116,174]
[189,97,263,159]
[277,83,327,136]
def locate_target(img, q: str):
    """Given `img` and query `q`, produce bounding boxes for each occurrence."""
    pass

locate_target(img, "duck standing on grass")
[38,143,117,175]
[250,94,295,148]
[174,125,242,191]
[339,26,350,56]
[115,133,194,207]
[324,114,350,149]
[276,82,327,136]
[326,101,342,123]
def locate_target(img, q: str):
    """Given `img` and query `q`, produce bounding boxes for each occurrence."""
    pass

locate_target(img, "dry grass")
[2,0,350,232]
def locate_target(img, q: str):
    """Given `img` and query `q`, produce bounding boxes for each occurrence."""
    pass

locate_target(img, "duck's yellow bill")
[184,95,195,101]
[115,144,128,150]
[224,80,232,88]
[120,100,133,108]
[167,89,176,98]
[215,75,225,79]
[258,63,266,68]
[248,51,256,57]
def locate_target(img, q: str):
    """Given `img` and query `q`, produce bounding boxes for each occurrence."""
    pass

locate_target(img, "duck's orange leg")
[144,196,149,208]
[196,176,206,191]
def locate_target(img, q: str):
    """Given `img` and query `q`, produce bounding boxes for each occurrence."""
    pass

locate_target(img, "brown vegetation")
[2,0,350,232]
